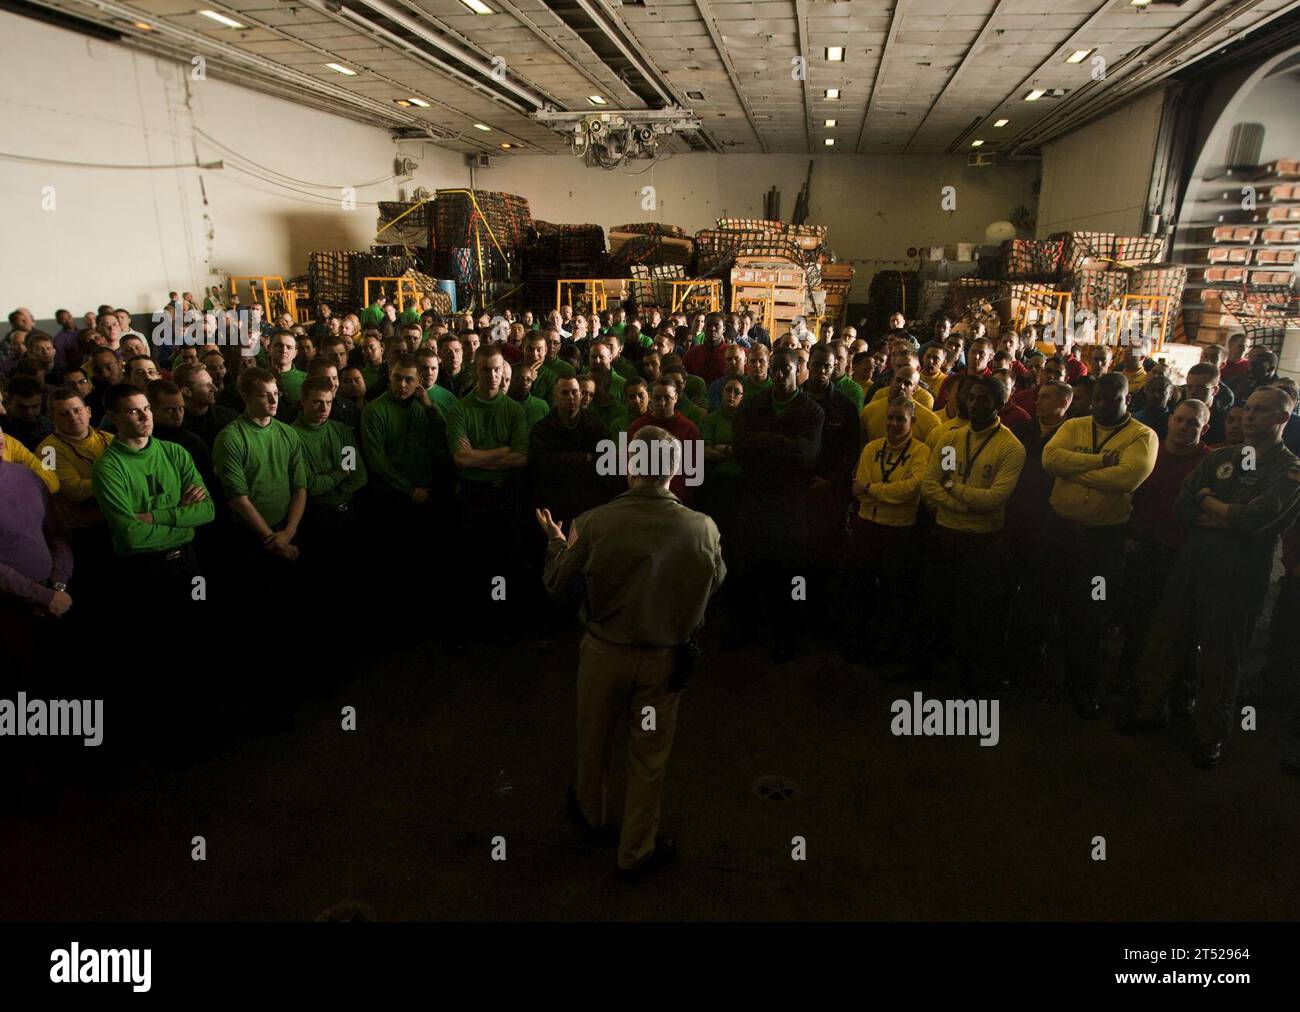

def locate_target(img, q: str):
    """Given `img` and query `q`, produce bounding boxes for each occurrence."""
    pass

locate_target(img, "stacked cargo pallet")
[1179,157,1299,344]
[816,262,855,329]
[607,223,694,270]
[730,257,807,327]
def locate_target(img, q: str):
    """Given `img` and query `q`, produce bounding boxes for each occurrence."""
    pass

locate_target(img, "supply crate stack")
[815,262,855,331]
[730,258,807,331]
[1178,157,1299,345]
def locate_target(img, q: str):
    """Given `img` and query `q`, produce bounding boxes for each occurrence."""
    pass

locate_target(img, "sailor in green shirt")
[360,331,386,392]
[415,346,458,414]
[745,343,774,400]
[293,376,367,509]
[610,376,650,435]
[361,354,434,502]
[587,339,626,402]
[361,299,385,328]
[446,345,530,484]
[507,361,550,430]
[91,384,215,555]
[268,329,307,404]
[212,367,308,560]
[663,365,707,425]
[527,329,576,405]
[701,377,745,481]
[831,341,865,412]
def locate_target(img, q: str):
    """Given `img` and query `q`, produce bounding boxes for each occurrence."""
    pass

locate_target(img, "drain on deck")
[753,775,801,802]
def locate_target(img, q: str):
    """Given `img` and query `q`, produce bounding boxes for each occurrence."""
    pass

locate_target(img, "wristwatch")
[51,582,67,593]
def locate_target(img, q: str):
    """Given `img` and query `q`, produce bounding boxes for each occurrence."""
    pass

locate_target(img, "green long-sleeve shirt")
[292,416,368,506]
[445,392,529,483]
[91,437,215,554]
[361,390,432,495]
[212,415,308,528]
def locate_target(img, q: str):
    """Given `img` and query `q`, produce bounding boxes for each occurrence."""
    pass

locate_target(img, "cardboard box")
[1252,159,1300,179]
[1261,227,1300,244]
[955,243,976,261]
[1193,226,1257,243]
[1208,246,1251,264]
[927,246,946,262]
[1254,248,1297,265]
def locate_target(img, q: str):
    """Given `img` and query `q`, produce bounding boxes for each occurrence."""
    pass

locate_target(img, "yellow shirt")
[1,436,59,495]
[872,385,934,411]
[918,369,947,395]
[926,415,968,449]
[854,436,930,526]
[1042,415,1158,527]
[38,429,114,529]
[921,420,1026,534]
[860,398,940,446]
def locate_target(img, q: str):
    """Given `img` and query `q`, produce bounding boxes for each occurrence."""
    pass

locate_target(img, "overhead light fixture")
[394,99,412,107]
[994,118,1009,127]
[824,138,835,147]
[1024,89,1046,101]
[824,119,837,127]
[1130,0,1151,6]
[825,88,840,99]
[587,95,607,106]
[474,123,492,131]
[460,0,494,12]
[325,63,357,76]
[199,10,245,29]
[1066,49,1093,64]
[408,98,430,108]
[971,140,984,147]
[686,91,705,101]
[132,21,153,30]
[825,47,844,62]
[500,142,513,149]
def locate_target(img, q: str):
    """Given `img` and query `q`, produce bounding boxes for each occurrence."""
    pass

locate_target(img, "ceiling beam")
[1007,0,1277,152]
[854,0,908,154]
[693,0,768,153]
[487,0,645,110]
[793,0,814,154]
[900,0,1016,154]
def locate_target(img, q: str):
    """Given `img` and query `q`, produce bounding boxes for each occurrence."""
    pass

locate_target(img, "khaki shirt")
[543,484,726,647]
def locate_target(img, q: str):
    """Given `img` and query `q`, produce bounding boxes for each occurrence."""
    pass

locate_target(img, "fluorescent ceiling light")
[500,143,513,149]
[199,10,245,29]
[132,21,153,30]
[824,138,835,147]
[826,47,844,62]
[824,88,840,99]
[460,0,494,13]
[971,140,984,147]
[1066,49,1093,64]
[408,98,430,108]
[824,119,837,127]
[325,63,357,76]
[1130,0,1151,6]
[993,118,1009,127]
[474,123,492,131]
[587,95,607,106]
[1024,89,1045,101]
[394,99,412,107]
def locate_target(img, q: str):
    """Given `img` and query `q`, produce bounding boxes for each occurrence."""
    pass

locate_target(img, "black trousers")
[915,526,1006,686]
[1045,516,1127,700]
[846,515,915,658]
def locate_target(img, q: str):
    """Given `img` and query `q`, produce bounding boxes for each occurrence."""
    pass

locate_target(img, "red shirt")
[999,402,1031,428]
[500,342,523,364]
[683,341,729,387]
[628,411,701,502]
[1010,387,1038,417]
[1130,442,1212,551]
[1220,357,1249,381]
[1065,356,1087,382]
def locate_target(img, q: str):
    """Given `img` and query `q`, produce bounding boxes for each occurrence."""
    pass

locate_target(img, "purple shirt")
[0,460,73,606]
[53,328,81,369]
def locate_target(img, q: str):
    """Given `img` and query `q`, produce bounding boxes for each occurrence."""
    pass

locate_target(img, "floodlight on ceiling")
[824,119,837,127]
[474,123,492,131]
[326,63,357,76]
[460,0,494,13]
[588,95,607,105]
[409,98,430,107]
[1024,89,1046,101]
[826,47,844,62]
[971,139,984,147]
[1066,49,1093,64]
[824,138,834,146]
[994,119,1009,127]
[825,88,840,99]
[199,10,245,29]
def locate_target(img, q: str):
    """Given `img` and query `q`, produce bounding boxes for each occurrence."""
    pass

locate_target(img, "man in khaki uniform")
[538,426,726,881]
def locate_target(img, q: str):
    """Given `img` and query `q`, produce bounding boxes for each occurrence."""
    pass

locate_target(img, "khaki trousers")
[575,633,681,870]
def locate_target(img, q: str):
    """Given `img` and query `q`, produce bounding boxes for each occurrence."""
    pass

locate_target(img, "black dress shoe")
[1115,711,1169,734]
[566,787,618,847]
[1192,741,1223,769]
[616,837,677,883]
